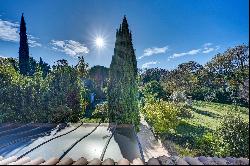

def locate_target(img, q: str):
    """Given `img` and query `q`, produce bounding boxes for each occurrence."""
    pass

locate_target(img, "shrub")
[92,102,108,120]
[142,100,180,134]
[196,132,225,156]
[141,80,168,100]
[196,111,249,157]
[176,103,193,119]
[218,112,249,157]
[0,58,87,123]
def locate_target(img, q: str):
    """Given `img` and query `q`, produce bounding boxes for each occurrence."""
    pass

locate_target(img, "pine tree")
[19,13,30,75]
[108,16,139,125]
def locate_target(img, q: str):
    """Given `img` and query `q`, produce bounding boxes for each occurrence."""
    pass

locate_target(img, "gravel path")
[137,114,169,161]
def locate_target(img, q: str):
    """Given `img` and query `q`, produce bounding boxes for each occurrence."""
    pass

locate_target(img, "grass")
[162,100,249,157]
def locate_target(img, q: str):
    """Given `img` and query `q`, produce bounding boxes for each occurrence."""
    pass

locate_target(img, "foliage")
[88,65,109,99]
[154,100,249,157]
[92,102,108,120]
[39,57,50,77]
[141,99,180,134]
[218,111,249,157]
[176,103,193,119]
[0,57,88,123]
[200,45,249,105]
[196,132,225,156]
[108,17,140,126]
[195,110,249,158]
[140,68,168,84]
[161,61,203,96]
[140,80,169,101]
[45,59,86,123]
[76,56,89,79]
[19,14,30,75]
[157,45,249,106]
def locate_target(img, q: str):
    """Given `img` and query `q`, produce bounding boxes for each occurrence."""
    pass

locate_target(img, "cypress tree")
[19,13,30,75]
[108,16,139,125]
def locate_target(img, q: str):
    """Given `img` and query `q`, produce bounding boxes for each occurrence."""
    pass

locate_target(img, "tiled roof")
[0,155,249,165]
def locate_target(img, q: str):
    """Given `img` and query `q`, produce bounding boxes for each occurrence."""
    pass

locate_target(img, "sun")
[95,37,105,48]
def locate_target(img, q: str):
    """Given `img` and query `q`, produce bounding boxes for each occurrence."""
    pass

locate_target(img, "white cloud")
[202,43,219,54]
[139,46,168,59]
[171,49,201,58]
[28,35,42,47]
[142,61,159,69]
[0,18,42,47]
[0,18,19,42]
[169,43,220,60]
[202,47,214,53]
[50,40,89,57]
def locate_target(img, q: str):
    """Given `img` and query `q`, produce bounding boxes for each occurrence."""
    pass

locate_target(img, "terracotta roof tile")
[72,157,88,165]
[40,157,59,165]
[87,158,102,165]
[157,155,174,165]
[132,158,144,165]
[199,157,217,165]
[147,158,160,165]
[56,157,74,165]
[0,156,18,165]
[0,155,249,165]
[184,157,204,165]
[173,156,189,165]
[8,156,31,165]
[25,157,45,165]
[117,158,130,165]
[102,158,115,165]
[212,157,230,165]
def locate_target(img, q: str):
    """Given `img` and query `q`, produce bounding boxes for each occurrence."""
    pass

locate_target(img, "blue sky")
[0,0,249,70]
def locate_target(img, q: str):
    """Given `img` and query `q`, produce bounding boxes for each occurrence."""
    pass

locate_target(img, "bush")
[176,103,193,119]
[142,100,180,134]
[196,132,225,156]
[92,102,108,120]
[195,111,249,157]
[218,112,249,157]
[0,58,87,123]
[141,81,169,100]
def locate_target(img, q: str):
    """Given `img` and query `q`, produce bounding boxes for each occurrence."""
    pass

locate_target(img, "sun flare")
[95,37,105,48]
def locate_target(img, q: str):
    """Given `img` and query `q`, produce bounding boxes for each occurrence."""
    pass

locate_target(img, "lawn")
[162,100,249,157]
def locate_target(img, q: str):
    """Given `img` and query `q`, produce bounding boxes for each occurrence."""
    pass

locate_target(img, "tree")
[140,68,168,84]
[141,80,168,101]
[202,44,249,104]
[29,57,37,76]
[108,16,139,125]
[39,57,50,77]
[75,56,89,79]
[88,65,109,99]
[161,61,203,97]
[46,59,85,122]
[19,13,30,75]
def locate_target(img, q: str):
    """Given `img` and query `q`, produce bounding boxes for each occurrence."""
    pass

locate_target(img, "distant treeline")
[140,44,249,107]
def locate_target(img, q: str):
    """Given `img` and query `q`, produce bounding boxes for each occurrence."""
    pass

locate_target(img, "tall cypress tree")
[19,13,30,75]
[108,16,139,125]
